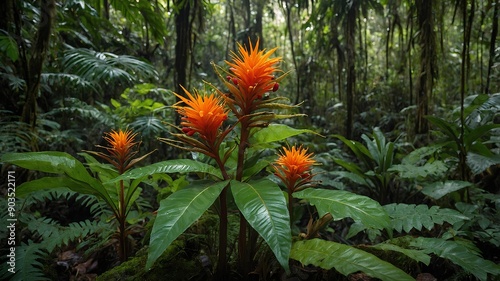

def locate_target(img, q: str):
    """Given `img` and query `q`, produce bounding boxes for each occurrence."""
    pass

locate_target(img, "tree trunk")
[485,1,498,95]
[21,0,56,129]
[414,0,436,135]
[345,1,357,139]
[174,0,191,95]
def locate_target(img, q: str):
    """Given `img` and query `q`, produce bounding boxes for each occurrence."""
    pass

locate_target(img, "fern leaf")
[384,203,469,233]
[404,236,500,281]
[291,239,414,281]
[2,241,50,281]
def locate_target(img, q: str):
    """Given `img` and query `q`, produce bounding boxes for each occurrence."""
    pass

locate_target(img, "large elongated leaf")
[231,179,291,273]
[370,243,431,265]
[405,237,500,281]
[1,152,114,207]
[293,189,390,232]
[251,123,316,144]
[146,180,227,269]
[384,204,469,233]
[291,239,414,281]
[111,159,223,183]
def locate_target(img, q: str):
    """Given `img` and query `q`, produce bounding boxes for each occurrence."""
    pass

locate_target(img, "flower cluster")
[173,86,229,145]
[273,145,317,192]
[225,39,281,112]
[88,129,151,174]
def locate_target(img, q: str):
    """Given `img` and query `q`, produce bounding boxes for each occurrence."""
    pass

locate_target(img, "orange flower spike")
[100,129,139,173]
[226,39,281,110]
[274,145,316,192]
[173,87,228,145]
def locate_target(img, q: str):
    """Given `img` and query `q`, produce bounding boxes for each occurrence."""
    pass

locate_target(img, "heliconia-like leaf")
[110,159,223,183]
[146,180,227,269]
[251,123,317,145]
[293,188,391,232]
[291,239,414,281]
[231,179,291,273]
[384,203,469,233]
[1,152,115,208]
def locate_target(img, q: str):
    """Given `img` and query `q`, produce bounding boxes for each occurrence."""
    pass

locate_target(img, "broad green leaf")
[384,203,469,233]
[333,134,374,169]
[426,116,460,143]
[407,237,500,281]
[111,159,223,183]
[467,152,500,175]
[231,179,291,273]
[251,123,316,144]
[389,160,448,179]
[291,239,414,281]
[293,189,391,232]
[464,123,500,148]
[421,180,473,200]
[146,180,227,269]
[370,242,431,265]
[1,152,114,208]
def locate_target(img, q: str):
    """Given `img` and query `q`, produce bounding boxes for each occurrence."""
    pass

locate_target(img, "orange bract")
[90,129,141,174]
[174,87,228,144]
[274,145,316,192]
[226,39,281,110]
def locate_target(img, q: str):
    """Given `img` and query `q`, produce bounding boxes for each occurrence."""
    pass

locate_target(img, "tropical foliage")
[1,0,500,281]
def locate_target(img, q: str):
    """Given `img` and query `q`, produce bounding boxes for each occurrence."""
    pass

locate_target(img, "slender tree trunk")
[414,0,436,135]
[21,0,56,130]
[284,1,300,105]
[485,1,498,94]
[345,2,357,139]
[174,0,191,95]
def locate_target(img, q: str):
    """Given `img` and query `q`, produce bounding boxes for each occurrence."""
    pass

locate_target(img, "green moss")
[97,240,202,281]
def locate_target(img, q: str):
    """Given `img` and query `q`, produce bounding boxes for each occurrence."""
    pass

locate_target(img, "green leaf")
[389,160,448,179]
[111,159,223,183]
[408,237,500,281]
[291,239,414,281]
[0,35,19,61]
[293,189,391,232]
[1,152,114,208]
[467,152,500,175]
[370,242,431,265]
[146,180,227,269]
[231,179,291,273]
[251,123,317,144]
[421,180,473,200]
[384,204,469,233]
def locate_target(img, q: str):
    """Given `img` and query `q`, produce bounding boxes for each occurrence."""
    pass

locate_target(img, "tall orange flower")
[225,39,281,112]
[173,86,229,145]
[273,145,317,192]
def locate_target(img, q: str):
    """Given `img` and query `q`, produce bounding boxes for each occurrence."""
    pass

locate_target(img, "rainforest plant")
[1,129,153,262]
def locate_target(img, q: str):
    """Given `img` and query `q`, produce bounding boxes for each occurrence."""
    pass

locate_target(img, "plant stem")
[214,155,230,279]
[118,179,127,262]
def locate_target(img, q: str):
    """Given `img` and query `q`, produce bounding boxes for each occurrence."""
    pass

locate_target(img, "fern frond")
[384,203,470,233]
[0,241,50,281]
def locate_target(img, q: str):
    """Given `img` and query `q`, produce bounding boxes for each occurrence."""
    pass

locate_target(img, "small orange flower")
[226,39,281,111]
[88,129,141,174]
[273,145,316,192]
[173,87,228,145]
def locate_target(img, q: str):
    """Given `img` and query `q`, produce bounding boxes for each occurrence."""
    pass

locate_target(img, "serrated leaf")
[384,203,469,233]
[251,123,317,144]
[408,237,500,281]
[231,179,291,273]
[389,161,448,179]
[421,180,473,200]
[291,239,414,281]
[146,180,227,269]
[293,189,391,232]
